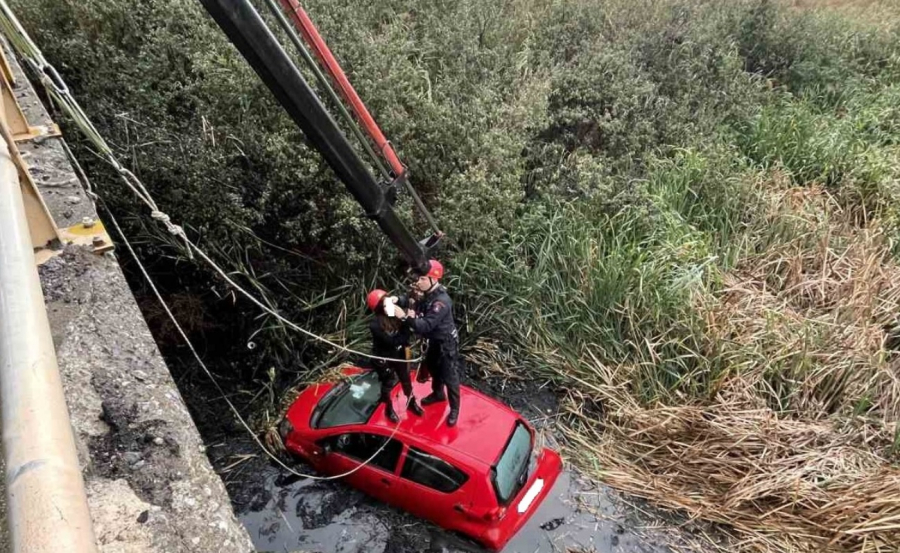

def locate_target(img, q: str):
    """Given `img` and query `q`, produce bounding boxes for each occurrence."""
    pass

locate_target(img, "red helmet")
[366,289,387,311]
[425,259,443,280]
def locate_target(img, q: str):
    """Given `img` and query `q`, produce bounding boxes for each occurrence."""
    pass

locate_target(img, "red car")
[278,367,563,551]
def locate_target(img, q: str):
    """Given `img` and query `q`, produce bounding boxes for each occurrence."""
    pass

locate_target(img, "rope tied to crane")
[0,0,425,364]
[0,0,418,481]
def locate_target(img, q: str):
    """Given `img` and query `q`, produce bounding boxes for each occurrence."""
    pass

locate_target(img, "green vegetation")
[10,0,900,550]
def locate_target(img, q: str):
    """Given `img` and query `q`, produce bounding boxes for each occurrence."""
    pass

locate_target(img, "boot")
[385,402,400,423]
[447,410,459,427]
[420,392,446,406]
[407,396,424,416]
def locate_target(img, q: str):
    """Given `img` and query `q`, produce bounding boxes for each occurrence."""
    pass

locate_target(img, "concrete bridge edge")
[0,40,254,553]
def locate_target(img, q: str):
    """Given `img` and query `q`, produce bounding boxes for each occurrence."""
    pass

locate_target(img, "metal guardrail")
[0,123,98,552]
[0,46,98,552]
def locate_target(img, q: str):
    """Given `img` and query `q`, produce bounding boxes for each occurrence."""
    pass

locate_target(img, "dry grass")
[475,185,900,552]
[558,188,900,552]
[563,397,900,552]
[711,185,900,423]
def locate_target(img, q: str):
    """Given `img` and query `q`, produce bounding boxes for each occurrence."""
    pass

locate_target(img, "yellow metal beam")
[0,43,15,87]
[0,116,60,250]
[0,45,110,265]
[0,48,59,142]
[61,219,114,254]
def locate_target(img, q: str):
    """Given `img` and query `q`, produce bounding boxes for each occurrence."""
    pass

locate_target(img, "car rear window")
[493,422,532,504]
[401,447,468,493]
[316,371,382,428]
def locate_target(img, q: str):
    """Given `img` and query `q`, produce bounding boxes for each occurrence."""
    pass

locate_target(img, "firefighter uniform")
[407,285,461,419]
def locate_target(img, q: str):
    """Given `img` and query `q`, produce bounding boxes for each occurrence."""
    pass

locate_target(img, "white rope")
[187,242,425,362]
[103,201,403,481]
[0,0,420,481]
[67,129,406,482]
[0,1,424,364]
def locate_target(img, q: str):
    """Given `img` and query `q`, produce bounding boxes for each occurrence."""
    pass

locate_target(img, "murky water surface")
[240,468,673,553]
[232,376,688,553]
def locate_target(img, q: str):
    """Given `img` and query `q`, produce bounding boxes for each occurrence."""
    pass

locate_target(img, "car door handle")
[380,478,391,486]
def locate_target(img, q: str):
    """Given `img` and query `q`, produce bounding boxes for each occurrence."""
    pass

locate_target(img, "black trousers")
[425,339,460,412]
[376,359,413,405]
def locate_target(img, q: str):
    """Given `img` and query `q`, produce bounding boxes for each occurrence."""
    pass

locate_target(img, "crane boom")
[198,0,431,274]
[275,0,405,177]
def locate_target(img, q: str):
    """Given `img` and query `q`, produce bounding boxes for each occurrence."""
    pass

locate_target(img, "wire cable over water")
[0,0,414,479]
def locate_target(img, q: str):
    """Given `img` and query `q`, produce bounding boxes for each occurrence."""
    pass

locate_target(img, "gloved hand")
[383,297,396,317]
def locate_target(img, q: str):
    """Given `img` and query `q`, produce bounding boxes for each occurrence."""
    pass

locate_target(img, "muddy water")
[224,375,689,552]
[239,468,673,553]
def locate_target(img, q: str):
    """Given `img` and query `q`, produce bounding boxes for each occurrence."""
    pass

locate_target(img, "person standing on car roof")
[404,259,462,427]
[366,289,424,423]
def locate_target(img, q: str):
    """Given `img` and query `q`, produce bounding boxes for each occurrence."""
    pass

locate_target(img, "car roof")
[367,378,524,468]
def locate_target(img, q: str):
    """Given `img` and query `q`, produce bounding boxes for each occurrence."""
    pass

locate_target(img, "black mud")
[236,457,680,553]
[87,383,185,507]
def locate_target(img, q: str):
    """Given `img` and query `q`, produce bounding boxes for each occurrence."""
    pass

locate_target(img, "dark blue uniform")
[407,285,461,415]
[369,316,413,404]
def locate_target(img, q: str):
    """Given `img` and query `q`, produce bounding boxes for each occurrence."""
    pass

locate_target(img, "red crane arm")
[277,0,406,177]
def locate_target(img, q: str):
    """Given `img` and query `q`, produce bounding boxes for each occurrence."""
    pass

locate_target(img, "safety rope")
[102,201,403,481]
[0,0,423,365]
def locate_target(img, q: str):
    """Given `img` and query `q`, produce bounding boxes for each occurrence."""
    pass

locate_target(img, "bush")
[735,0,900,107]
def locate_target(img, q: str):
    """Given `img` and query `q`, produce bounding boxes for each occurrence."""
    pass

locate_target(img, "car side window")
[323,433,402,473]
[400,447,468,493]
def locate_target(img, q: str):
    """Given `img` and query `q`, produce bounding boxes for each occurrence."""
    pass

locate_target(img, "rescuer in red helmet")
[405,259,462,427]
[366,289,424,422]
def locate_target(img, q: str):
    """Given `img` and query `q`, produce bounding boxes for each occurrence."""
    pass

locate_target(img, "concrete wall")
[0,43,253,553]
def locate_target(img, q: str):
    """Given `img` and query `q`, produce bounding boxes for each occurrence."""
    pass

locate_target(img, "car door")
[318,431,403,504]
[391,446,474,532]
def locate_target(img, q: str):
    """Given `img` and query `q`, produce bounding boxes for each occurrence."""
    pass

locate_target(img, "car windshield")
[493,422,532,504]
[316,371,383,429]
